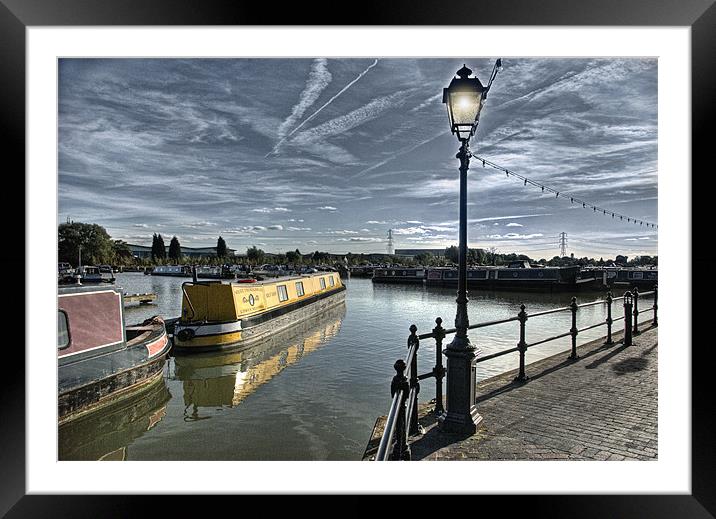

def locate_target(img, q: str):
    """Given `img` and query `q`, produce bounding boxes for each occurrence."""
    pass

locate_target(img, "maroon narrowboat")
[58,284,171,424]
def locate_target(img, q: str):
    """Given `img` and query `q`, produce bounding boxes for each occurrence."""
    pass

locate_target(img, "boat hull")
[58,323,171,424]
[173,287,346,353]
[371,268,425,284]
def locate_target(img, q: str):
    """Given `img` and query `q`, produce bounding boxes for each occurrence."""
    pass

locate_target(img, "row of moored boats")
[363,261,657,292]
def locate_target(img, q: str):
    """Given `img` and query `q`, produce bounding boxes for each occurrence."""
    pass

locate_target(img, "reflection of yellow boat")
[173,272,345,351]
[58,375,171,461]
[174,303,345,410]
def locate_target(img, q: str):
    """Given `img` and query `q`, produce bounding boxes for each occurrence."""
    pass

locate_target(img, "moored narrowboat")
[173,271,346,352]
[603,267,657,290]
[424,263,597,292]
[196,265,236,279]
[371,267,425,284]
[58,284,172,424]
[151,265,193,277]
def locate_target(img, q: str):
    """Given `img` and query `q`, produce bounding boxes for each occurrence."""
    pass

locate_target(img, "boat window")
[320,277,326,289]
[295,282,305,297]
[58,310,70,349]
[277,285,289,302]
[329,276,335,287]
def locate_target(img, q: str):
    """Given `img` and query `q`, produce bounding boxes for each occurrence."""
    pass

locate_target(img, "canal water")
[58,273,652,461]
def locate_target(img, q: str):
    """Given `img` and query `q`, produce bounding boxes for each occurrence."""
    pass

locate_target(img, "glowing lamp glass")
[443,65,486,142]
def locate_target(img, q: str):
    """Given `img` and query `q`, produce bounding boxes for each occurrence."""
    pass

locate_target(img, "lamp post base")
[439,341,483,434]
[439,407,483,434]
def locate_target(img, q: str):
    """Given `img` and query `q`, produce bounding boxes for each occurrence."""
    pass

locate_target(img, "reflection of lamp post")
[439,61,501,433]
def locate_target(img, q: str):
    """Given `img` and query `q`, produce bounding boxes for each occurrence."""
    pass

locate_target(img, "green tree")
[247,246,265,265]
[468,248,487,265]
[444,245,459,264]
[414,252,434,266]
[216,236,228,258]
[58,222,115,266]
[286,249,302,265]
[168,236,182,263]
[151,233,166,261]
[112,240,133,266]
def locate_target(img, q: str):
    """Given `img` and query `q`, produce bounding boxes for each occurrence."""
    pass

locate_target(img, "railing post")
[652,285,658,326]
[514,304,529,382]
[569,296,579,359]
[408,324,420,436]
[390,359,410,461]
[624,291,633,346]
[605,291,614,345]
[632,286,640,335]
[432,317,446,416]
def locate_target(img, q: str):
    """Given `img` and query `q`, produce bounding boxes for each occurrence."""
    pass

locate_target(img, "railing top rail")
[374,391,402,460]
[470,315,521,329]
[413,287,653,340]
[578,300,607,308]
[526,305,572,318]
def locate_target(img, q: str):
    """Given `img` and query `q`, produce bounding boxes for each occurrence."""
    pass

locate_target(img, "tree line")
[57,221,656,268]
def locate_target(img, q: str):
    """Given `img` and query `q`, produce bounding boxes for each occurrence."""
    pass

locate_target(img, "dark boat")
[196,265,236,279]
[349,265,375,278]
[580,267,658,291]
[371,267,425,284]
[424,262,598,292]
[58,284,172,424]
[150,265,193,277]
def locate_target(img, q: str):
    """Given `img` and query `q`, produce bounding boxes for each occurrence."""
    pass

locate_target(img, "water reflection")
[172,303,346,420]
[58,377,171,460]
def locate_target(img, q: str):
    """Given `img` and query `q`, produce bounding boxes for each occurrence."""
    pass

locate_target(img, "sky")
[58,58,658,260]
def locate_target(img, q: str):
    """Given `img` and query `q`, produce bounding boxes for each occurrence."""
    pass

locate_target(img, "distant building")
[394,248,447,258]
[127,243,237,259]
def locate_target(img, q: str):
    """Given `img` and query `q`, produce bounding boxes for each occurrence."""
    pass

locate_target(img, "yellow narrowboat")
[173,271,346,351]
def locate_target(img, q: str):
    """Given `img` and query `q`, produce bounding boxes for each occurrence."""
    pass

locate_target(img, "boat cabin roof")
[226,272,337,286]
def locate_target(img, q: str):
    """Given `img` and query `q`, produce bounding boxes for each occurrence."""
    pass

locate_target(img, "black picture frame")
[4,0,713,515]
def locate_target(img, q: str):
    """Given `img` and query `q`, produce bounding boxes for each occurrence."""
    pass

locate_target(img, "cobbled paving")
[406,325,658,461]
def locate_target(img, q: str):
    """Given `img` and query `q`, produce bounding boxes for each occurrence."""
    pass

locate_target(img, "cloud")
[185,221,216,228]
[285,60,379,140]
[472,214,552,223]
[393,227,428,235]
[337,237,383,242]
[487,233,545,240]
[277,58,332,140]
[292,89,412,146]
[252,207,292,214]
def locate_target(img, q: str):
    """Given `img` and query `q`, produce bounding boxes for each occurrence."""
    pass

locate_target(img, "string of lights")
[472,155,658,230]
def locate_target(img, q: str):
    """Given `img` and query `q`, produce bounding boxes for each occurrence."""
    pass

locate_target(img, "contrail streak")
[266,59,379,157]
[349,131,445,180]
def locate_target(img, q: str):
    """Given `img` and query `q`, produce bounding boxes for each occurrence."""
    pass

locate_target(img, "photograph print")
[57,57,658,462]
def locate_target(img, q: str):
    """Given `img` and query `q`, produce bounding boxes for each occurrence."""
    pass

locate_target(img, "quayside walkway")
[364,325,657,461]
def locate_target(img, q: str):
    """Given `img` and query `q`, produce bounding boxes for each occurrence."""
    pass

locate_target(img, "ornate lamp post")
[439,61,501,433]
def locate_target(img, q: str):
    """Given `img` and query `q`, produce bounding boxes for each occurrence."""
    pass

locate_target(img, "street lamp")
[439,60,501,434]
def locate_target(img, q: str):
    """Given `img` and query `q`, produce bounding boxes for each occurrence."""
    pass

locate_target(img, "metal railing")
[374,285,658,461]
